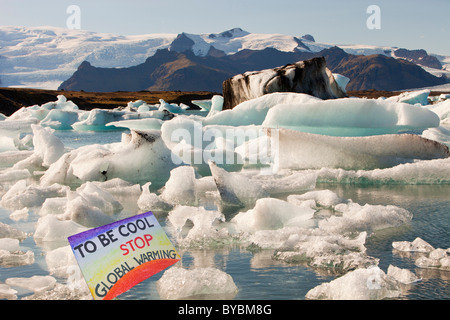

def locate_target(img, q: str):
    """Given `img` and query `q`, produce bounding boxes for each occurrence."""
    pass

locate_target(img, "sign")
[68,211,180,300]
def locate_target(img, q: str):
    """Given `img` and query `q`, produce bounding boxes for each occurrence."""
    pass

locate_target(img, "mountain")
[1,26,449,91]
[58,45,447,93]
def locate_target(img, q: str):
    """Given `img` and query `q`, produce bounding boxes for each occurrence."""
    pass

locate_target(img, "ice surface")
[207,95,224,118]
[156,267,238,299]
[158,99,186,114]
[305,266,401,300]
[9,208,29,221]
[40,109,82,130]
[5,275,57,293]
[415,248,450,271]
[0,238,20,252]
[106,118,164,131]
[271,128,449,171]
[0,237,34,268]
[262,97,440,136]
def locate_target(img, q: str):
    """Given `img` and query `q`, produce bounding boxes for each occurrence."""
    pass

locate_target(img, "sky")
[1,0,450,56]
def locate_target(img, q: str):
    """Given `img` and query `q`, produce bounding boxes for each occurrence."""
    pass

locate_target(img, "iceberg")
[160,166,197,206]
[428,99,450,124]
[386,89,430,106]
[262,97,440,136]
[137,182,172,212]
[270,128,449,171]
[392,237,435,253]
[0,284,17,300]
[167,206,228,247]
[0,238,34,267]
[204,92,321,126]
[5,275,57,293]
[305,266,401,300]
[231,198,315,233]
[34,215,88,242]
[41,129,180,188]
[157,267,238,299]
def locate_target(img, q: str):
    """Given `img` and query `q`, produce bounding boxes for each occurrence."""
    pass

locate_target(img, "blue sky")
[1,0,450,55]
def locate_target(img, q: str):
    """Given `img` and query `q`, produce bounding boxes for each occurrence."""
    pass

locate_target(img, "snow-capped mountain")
[0,25,449,90]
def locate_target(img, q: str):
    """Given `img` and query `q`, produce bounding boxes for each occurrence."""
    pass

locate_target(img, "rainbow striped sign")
[68,211,180,300]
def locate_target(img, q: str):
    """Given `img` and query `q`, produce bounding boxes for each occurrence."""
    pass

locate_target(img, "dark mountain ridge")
[59,45,448,93]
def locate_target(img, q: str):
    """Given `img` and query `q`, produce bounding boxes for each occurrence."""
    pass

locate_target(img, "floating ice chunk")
[9,208,29,221]
[0,238,35,267]
[428,99,450,124]
[0,180,69,210]
[392,237,435,252]
[159,99,185,114]
[39,197,67,216]
[34,215,88,242]
[137,182,172,212]
[317,157,450,185]
[0,221,27,240]
[272,230,375,271]
[61,196,116,228]
[192,98,212,111]
[422,126,450,147]
[0,283,17,300]
[207,95,224,117]
[204,92,321,126]
[0,168,31,183]
[270,128,449,171]
[415,248,450,271]
[386,89,430,106]
[87,178,142,198]
[263,97,440,136]
[41,129,179,188]
[0,238,20,252]
[319,201,412,234]
[40,109,82,130]
[30,124,65,167]
[167,206,228,247]
[157,267,238,299]
[0,151,34,168]
[45,245,78,277]
[6,275,57,293]
[106,118,164,131]
[332,73,350,94]
[75,182,123,215]
[208,160,268,208]
[287,189,345,208]
[387,265,420,284]
[160,166,197,206]
[306,266,401,300]
[249,170,318,194]
[231,198,315,233]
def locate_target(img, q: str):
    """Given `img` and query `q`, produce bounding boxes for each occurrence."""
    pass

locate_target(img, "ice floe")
[157,267,238,299]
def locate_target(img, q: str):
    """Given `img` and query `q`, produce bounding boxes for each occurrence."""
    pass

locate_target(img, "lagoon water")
[1,129,448,300]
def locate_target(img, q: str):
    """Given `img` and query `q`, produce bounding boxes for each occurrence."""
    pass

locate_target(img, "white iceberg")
[0,284,17,300]
[160,166,197,206]
[387,265,420,284]
[270,128,449,171]
[41,129,180,188]
[204,92,321,127]
[392,237,435,252]
[137,182,172,212]
[5,275,57,293]
[231,198,315,233]
[34,215,88,242]
[262,97,439,136]
[386,89,430,106]
[157,267,238,299]
[306,266,401,300]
